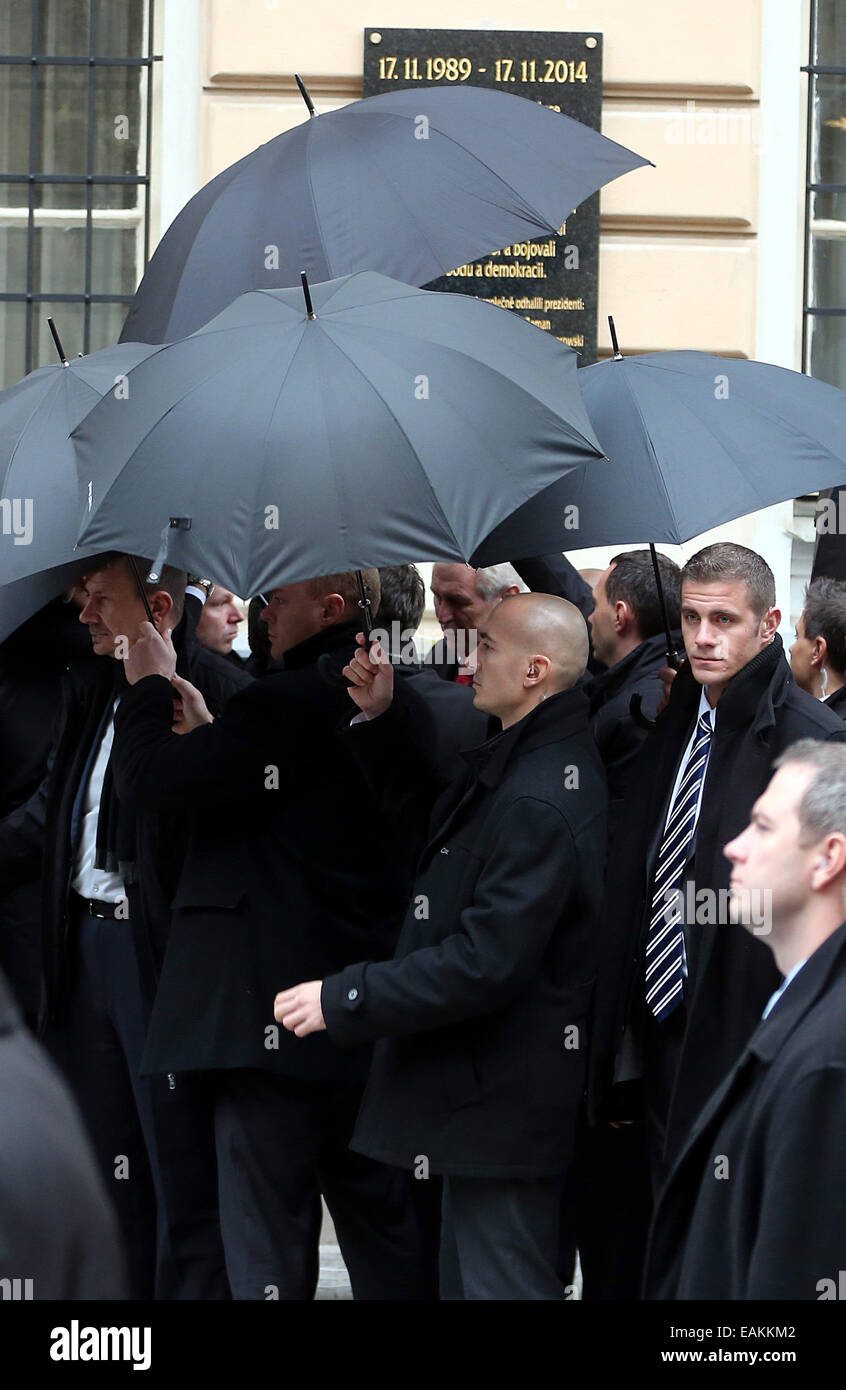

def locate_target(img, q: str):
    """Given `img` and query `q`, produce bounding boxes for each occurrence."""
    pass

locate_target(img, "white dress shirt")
[762,959,807,1019]
[71,701,125,902]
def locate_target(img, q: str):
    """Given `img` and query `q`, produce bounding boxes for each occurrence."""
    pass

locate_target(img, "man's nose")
[79,600,95,624]
[462,649,478,675]
[724,831,746,863]
[696,622,718,646]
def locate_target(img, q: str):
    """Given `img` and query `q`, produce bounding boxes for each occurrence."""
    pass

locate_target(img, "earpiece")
[528,664,537,677]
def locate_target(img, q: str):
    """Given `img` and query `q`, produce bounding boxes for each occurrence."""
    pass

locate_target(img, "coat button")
[347,988,358,1001]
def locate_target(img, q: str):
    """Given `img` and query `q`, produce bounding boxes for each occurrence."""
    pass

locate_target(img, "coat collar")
[825,684,846,716]
[458,684,590,789]
[746,920,846,1062]
[282,619,361,671]
[586,631,677,709]
[667,633,788,736]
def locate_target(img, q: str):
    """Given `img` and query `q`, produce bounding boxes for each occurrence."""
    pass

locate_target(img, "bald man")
[275,595,608,1299]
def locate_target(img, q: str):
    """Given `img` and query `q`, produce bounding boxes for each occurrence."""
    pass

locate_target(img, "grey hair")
[773,740,846,845]
[474,562,528,601]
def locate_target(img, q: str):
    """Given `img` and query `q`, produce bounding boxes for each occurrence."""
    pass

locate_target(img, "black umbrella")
[73,271,605,599]
[478,319,846,665]
[120,82,651,343]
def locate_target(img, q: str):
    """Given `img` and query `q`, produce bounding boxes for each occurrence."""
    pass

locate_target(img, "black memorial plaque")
[363,27,603,362]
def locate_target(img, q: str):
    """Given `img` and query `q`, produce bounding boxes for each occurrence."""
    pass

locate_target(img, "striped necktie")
[645,711,713,1021]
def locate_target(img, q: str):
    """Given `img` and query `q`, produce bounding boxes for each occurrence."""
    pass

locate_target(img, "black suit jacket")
[111,621,413,1081]
[322,685,608,1178]
[645,921,846,1300]
[589,635,846,1161]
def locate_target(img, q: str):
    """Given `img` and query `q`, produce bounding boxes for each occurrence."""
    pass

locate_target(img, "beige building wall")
[155,0,811,627]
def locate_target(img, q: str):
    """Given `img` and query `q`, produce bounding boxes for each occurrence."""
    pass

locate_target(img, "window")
[802,0,846,388]
[0,0,156,388]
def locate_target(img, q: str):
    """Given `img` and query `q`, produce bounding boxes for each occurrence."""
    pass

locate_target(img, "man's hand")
[657,663,680,715]
[171,675,213,734]
[274,981,326,1037]
[342,633,394,719]
[124,621,176,685]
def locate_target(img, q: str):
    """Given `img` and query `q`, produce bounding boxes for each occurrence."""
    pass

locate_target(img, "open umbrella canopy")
[120,84,651,344]
[74,272,605,597]
[474,350,846,560]
[0,343,158,586]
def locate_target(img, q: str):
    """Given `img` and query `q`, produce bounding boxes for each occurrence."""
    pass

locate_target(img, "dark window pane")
[93,65,143,182]
[815,0,846,66]
[37,0,91,56]
[807,312,846,391]
[88,300,131,353]
[0,180,29,215]
[33,300,86,365]
[811,233,846,311]
[0,301,29,390]
[0,223,29,291]
[35,179,86,214]
[90,226,139,295]
[811,187,846,226]
[0,65,32,181]
[35,64,89,178]
[34,224,90,295]
[94,0,145,59]
[812,75,846,193]
[0,0,35,56]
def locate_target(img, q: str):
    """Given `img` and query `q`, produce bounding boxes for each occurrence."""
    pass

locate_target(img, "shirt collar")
[761,958,808,1019]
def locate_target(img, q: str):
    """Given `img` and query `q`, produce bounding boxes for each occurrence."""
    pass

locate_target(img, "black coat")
[110,621,413,1081]
[589,635,846,1161]
[321,685,608,1179]
[0,965,126,1298]
[586,630,681,810]
[645,921,846,1300]
[825,683,846,718]
[0,605,249,1026]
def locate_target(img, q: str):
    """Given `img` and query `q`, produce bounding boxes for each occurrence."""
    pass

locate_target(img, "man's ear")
[525,654,552,688]
[322,593,346,625]
[501,584,521,600]
[811,833,846,891]
[614,600,634,636]
[149,590,174,629]
[761,607,781,641]
[812,634,828,669]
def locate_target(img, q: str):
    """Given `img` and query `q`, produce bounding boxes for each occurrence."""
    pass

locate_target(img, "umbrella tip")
[608,315,624,361]
[47,315,70,367]
[300,271,317,320]
[295,73,316,117]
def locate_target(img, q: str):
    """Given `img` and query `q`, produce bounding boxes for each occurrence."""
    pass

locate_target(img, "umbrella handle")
[649,542,682,670]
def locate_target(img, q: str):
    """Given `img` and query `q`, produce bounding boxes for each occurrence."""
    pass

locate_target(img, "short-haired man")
[276,594,608,1300]
[646,741,846,1299]
[111,569,438,1301]
[428,562,526,679]
[790,576,846,717]
[0,553,228,1298]
[590,543,846,1193]
[196,585,243,657]
[588,550,682,805]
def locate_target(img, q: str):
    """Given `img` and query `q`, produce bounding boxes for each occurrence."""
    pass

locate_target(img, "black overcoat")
[322,685,608,1179]
[588,635,846,1161]
[111,621,413,1081]
[645,921,846,1300]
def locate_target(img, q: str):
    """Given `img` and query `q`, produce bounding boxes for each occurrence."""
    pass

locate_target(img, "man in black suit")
[0,554,229,1300]
[790,576,846,718]
[587,550,682,808]
[646,739,846,1299]
[112,570,438,1301]
[276,593,608,1300]
[590,542,846,1195]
